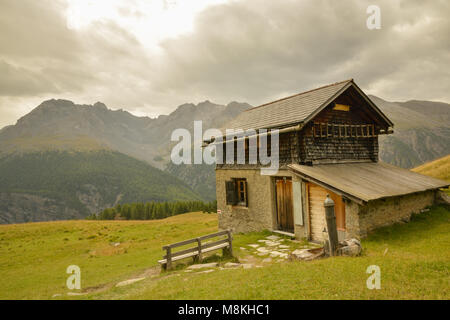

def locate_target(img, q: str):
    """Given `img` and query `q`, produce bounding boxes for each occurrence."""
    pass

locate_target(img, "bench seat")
[158,242,229,265]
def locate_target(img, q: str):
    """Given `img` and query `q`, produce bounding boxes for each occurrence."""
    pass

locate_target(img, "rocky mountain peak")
[93,102,108,110]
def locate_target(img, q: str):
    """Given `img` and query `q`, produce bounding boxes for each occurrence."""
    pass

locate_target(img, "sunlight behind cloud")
[65,0,228,51]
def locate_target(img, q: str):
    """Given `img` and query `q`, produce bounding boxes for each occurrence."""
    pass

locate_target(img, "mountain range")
[0,96,448,223]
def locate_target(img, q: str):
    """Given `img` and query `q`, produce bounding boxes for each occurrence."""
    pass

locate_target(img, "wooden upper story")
[209,79,394,168]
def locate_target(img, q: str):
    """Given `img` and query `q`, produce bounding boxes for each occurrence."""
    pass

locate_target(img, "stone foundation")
[343,200,361,239]
[357,190,436,237]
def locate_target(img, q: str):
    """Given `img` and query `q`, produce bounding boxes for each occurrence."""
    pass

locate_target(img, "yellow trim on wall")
[333,103,350,111]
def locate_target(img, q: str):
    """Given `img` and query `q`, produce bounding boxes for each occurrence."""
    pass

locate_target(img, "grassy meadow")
[0,206,449,300]
[0,212,218,299]
[413,154,450,194]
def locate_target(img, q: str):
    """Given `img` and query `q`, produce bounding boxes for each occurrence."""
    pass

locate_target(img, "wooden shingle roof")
[224,79,393,131]
[288,162,449,203]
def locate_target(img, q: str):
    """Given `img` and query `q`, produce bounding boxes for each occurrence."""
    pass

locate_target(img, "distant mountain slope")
[0,99,250,169]
[165,162,217,201]
[396,100,450,124]
[0,150,201,224]
[370,96,450,168]
[0,99,251,203]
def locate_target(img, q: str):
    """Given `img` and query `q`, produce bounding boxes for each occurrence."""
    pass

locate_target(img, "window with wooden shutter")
[225,180,237,205]
[236,179,248,207]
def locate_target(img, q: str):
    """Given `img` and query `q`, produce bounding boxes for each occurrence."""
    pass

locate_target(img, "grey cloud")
[0,60,59,96]
[154,0,450,104]
[0,0,152,97]
[0,0,449,128]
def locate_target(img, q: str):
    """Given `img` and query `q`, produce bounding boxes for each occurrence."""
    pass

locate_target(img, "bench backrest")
[162,230,231,259]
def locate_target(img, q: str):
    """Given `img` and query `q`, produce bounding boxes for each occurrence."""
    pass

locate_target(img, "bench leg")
[222,246,233,258]
[166,248,173,270]
[192,253,203,263]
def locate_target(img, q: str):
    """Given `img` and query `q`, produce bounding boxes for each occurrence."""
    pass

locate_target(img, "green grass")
[412,154,450,181]
[91,206,449,300]
[412,154,450,195]
[1,206,449,300]
[0,212,218,299]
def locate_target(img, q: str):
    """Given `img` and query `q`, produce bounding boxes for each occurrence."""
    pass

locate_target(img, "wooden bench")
[158,230,233,270]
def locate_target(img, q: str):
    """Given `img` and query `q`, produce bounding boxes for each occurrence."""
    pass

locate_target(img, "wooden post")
[324,194,339,256]
[196,238,203,262]
[223,230,233,257]
[166,246,173,270]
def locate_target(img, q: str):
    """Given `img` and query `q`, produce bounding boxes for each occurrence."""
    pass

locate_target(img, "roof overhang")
[288,162,449,204]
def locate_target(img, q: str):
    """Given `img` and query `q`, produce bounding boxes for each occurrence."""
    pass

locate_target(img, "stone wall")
[342,200,361,239]
[216,168,297,233]
[216,169,273,233]
[357,190,436,237]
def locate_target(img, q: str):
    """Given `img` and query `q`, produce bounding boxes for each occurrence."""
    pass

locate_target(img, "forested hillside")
[0,150,201,224]
[89,200,217,220]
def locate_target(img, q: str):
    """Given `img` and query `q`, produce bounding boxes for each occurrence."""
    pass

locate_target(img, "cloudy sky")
[0,0,449,128]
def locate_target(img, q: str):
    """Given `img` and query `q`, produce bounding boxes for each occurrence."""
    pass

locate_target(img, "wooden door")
[275,178,294,233]
[307,182,345,241]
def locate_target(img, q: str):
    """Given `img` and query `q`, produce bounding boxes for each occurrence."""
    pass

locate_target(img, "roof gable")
[224,79,393,131]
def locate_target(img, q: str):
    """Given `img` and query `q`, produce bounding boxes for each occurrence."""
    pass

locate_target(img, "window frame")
[235,178,248,207]
[225,178,248,207]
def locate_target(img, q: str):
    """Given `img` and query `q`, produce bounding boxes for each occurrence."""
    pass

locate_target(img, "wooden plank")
[163,238,198,250]
[202,242,229,253]
[198,230,229,241]
[164,230,229,249]
[162,242,230,262]
[201,238,230,250]
[293,180,303,226]
[285,180,294,231]
[308,182,327,241]
[164,246,199,259]
[276,180,284,229]
[159,250,199,264]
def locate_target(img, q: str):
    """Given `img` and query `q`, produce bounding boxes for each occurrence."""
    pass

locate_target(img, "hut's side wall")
[357,190,436,237]
[216,169,276,233]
